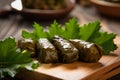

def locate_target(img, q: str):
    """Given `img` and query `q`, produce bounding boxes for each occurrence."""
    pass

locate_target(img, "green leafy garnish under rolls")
[22,18,117,55]
[0,37,38,79]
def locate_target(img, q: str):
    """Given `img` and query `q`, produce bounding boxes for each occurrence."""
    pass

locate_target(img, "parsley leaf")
[79,21,101,41]
[22,22,48,41]
[63,18,80,40]
[32,22,48,40]
[22,18,117,55]
[47,21,64,40]
[0,37,38,78]
[22,30,33,39]
[91,32,117,54]
[79,21,117,54]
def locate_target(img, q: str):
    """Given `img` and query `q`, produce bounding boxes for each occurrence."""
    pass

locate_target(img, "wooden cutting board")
[17,37,120,80]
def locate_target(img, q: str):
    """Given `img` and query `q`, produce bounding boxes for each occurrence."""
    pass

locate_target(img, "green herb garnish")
[63,18,80,40]
[22,22,48,41]
[0,37,38,79]
[48,21,64,40]
[22,18,117,54]
[79,21,117,54]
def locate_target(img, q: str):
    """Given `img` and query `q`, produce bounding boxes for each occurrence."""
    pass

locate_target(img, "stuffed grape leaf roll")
[70,39,103,62]
[36,38,58,63]
[18,39,35,53]
[52,36,79,63]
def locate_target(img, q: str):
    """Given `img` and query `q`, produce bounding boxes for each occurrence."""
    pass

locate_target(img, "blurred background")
[0,0,120,79]
[0,0,120,39]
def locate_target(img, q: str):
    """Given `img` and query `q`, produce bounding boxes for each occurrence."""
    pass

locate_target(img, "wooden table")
[0,1,120,80]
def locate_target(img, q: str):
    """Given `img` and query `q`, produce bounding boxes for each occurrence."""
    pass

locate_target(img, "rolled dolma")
[18,39,35,53]
[36,38,58,63]
[70,39,103,62]
[52,36,79,63]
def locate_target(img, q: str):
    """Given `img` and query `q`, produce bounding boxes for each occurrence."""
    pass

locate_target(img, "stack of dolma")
[18,36,103,63]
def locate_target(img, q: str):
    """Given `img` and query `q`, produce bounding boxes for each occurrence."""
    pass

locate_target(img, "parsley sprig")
[0,37,38,79]
[22,18,117,54]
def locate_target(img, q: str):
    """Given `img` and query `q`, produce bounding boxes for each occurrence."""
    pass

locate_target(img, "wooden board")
[16,37,120,80]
